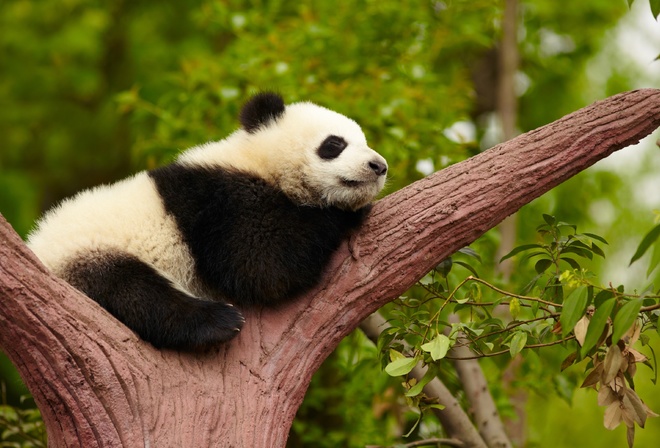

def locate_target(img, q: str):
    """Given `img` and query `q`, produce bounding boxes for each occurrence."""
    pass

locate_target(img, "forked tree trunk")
[1,89,659,447]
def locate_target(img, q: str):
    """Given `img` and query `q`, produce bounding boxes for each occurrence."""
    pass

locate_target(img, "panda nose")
[369,160,388,176]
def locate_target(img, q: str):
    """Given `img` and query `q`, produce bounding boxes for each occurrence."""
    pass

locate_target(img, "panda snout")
[368,160,388,176]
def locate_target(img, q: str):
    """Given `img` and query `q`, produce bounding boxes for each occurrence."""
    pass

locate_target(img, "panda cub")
[28,92,388,352]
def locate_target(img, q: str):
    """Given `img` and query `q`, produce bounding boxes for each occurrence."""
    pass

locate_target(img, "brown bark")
[1,89,660,447]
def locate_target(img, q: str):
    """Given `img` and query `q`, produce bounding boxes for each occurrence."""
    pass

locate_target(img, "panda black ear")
[239,92,286,133]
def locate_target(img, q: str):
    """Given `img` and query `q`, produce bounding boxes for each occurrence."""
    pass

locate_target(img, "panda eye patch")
[317,135,348,160]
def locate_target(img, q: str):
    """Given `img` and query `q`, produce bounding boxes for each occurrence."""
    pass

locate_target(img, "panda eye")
[317,135,348,160]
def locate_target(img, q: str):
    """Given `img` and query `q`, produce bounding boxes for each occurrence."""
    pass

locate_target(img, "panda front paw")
[156,301,245,352]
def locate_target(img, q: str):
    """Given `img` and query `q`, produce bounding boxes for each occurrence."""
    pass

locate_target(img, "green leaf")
[421,334,451,361]
[377,329,398,354]
[591,243,606,258]
[583,232,609,245]
[458,247,481,262]
[629,224,660,265]
[594,289,615,307]
[534,258,553,274]
[562,246,593,260]
[436,258,453,277]
[0,405,19,422]
[543,214,556,226]
[509,297,521,320]
[509,331,527,357]
[612,299,643,344]
[557,221,577,232]
[405,365,438,397]
[385,356,418,377]
[521,251,549,264]
[426,403,446,410]
[454,260,480,278]
[522,274,543,294]
[560,286,589,338]
[652,0,660,19]
[500,244,544,262]
[561,257,581,270]
[389,349,405,362]
[649,243,660,277]
[567,240,592,251]
[581,298,616,357]
[403,413,422,437]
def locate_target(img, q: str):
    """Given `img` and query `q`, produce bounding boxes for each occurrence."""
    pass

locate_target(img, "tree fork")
[1,89,659,447]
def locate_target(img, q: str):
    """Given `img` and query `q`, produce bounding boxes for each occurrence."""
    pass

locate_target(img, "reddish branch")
[1,89,660,447]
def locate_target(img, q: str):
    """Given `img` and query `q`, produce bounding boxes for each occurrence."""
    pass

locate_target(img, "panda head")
[233,92,388,211]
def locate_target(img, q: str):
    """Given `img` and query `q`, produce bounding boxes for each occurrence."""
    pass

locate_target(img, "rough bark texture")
[1,89,660,447]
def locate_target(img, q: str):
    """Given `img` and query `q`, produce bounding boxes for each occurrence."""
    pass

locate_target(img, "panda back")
[27,172,198,292]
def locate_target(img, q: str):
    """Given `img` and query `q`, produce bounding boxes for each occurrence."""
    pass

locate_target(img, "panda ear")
[239,92,286,133]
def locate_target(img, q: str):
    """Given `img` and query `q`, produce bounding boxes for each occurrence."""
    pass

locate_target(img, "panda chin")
[330,182,380,211]
[340,178,365,188]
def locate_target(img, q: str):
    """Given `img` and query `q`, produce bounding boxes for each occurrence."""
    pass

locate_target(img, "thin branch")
[464,276,562,307]
[641,303,660,312]
[472,314,560,342]
[445,335,576,360]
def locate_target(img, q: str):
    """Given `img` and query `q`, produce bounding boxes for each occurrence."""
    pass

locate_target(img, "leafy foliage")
[377,216,660,447]
[0,385,45,448]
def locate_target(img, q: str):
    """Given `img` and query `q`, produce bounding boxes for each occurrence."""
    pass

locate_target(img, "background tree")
[1,0,659,447]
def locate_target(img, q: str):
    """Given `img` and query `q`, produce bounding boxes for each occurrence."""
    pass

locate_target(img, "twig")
[445,335,576,360]
[640,302,660,312]
[464,276,562,307]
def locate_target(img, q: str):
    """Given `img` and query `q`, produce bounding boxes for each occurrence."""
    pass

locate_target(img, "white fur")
[180,101,387,210]
[28,98,386,285]
[27,173,200,293]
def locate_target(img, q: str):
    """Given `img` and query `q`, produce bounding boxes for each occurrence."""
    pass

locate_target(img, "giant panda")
[27,92,388,352]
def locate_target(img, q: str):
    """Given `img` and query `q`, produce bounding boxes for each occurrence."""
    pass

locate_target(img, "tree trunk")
[1,89,659,447]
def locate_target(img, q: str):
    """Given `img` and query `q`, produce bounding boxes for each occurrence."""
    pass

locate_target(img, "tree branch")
[1,89,659,447]
[450,330,512,448]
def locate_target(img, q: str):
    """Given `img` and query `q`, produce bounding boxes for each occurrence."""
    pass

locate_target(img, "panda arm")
[191,175,367,307]
[151,163,367,307]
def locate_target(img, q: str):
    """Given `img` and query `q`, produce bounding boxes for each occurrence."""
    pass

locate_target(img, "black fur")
[64,252,244,351]
[317,135,348,160]
[61,159,368,352]
[149,164,368,306]
[239,92,286,133]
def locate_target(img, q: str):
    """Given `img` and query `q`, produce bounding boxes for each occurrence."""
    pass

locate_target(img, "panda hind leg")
[63,252,244,352]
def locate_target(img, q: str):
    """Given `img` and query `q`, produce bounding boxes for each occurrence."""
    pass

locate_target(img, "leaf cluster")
[377,214,660,446]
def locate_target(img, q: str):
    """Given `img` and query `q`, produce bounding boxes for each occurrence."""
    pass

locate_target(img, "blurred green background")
[1,0,660,446]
